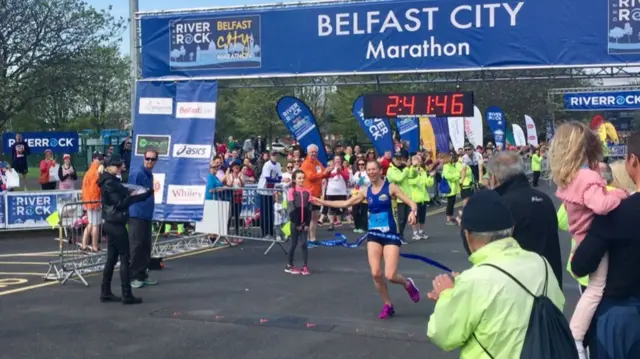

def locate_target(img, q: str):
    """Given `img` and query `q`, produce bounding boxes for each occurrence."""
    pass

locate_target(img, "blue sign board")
[563,91,640,111]
[2,132,79,154]
[140,0,640,79]
[132,80,218,222]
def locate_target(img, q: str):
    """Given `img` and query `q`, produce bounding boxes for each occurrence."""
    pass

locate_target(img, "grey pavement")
[0,181,580,359]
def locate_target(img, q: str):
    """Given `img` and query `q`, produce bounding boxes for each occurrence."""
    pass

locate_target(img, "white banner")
[464,106,484,148]
[448,117,465,151]
[524,115,539,146]
[512,124,527,146]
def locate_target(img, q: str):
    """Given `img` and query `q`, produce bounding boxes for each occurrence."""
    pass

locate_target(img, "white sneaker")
[575,340,587,359]
[412,233,421,240]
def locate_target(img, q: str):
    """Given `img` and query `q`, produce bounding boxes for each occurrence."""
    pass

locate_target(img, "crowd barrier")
[198,186,289,256]
[0,189,82,231]
[43,199,219,286]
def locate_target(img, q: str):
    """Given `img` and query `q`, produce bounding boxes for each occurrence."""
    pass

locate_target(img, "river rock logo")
[609,0,640,54]
[135,135,171,157]
[169,15,262,71]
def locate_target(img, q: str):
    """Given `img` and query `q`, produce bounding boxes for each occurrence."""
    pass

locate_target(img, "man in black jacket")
[99,155,153,304]
[486,152,563,288]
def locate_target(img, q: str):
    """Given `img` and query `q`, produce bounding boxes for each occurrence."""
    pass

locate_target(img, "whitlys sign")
[166,185,206,205]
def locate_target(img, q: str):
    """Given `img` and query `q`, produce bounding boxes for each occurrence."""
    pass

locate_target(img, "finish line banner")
[133,80,217,222]
[563,91,640,111]
[140,0,640,79]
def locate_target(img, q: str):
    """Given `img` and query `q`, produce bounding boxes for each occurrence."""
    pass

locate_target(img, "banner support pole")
[129,0,139,129]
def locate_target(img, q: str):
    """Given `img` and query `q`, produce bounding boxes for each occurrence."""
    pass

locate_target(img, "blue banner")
[5,191,80,229]
[430,117,450,154]
[0,193,4,229]
[2,132,79,154]
[132,80,218,222]
[485,106,507,148]
[545,118,555,142]
[275,96,328,165]
[609,144,627,158]
[397,117,420,154]
[139,0,640,79]
[563,91,640,111]
[352,96,394,156]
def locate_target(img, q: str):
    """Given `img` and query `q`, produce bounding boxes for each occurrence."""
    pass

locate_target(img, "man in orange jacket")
[81,152,104,252]
[301,144,332,243]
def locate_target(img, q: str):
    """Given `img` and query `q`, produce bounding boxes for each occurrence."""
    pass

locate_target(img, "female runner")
[312,160,420,319]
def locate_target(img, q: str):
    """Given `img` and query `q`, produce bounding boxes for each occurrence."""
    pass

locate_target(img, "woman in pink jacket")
[549,122,628,359]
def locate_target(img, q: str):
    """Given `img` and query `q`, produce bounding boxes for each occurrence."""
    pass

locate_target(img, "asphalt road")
[0,181,579,359]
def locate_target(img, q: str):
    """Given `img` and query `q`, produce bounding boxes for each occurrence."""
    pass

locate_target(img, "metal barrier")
[205,186,289,256]
[43,200,219,286]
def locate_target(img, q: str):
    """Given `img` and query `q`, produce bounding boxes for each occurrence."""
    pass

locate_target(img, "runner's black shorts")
[367,232,402,247]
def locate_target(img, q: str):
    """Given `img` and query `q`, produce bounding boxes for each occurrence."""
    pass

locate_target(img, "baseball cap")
[461,190,514,233]
[104,154,124,167]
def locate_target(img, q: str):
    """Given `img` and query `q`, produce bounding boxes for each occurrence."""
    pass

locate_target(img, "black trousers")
[353,202,368,231]
[397,202,410,238]
[228,201,242,235]
[259,195,275,237]
[288,225,308,266]
[102,221,131,290]
[445,196,456,216]
[129,218,152,281]
[417,202,427,225]
[532,171,541,187]
[41,182,56,190]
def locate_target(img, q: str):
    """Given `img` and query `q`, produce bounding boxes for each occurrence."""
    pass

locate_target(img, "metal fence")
[204,187,289,256]
[43,200,219,286]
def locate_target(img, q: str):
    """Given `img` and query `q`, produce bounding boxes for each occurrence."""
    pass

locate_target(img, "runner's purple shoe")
[405,278,420,303]
[378,304,395,319]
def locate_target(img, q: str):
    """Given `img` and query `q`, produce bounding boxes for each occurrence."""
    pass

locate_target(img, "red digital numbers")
[386,95,400,116]
[434,95,448,113]
[402,95,415,115]
[451,93,464,115]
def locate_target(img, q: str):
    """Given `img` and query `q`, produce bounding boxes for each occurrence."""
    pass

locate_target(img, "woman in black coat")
[98,155,153,305]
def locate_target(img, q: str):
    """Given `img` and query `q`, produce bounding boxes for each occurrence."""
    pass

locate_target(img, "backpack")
[438,178,451,195]
[475,255,578,359]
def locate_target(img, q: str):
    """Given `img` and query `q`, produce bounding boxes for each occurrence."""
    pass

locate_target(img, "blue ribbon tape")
[308,233,367,248]
[399,253,453,273]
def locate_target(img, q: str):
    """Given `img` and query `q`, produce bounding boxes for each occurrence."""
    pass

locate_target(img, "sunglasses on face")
[287,166,293,169]
[145,157,157,162]
[358,163,365,166]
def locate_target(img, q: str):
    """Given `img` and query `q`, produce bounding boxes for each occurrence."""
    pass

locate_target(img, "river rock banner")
[276,96,328,165]
[485,106,507,148]
[352,96,394,156]
[397,117,420,154]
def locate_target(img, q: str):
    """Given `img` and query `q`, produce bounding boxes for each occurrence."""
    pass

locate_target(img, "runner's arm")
[312,192,364,208]
[389,183,418,212]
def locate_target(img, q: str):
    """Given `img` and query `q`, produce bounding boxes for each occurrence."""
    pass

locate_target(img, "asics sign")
[2,132,79,154]
[172,144,212,159]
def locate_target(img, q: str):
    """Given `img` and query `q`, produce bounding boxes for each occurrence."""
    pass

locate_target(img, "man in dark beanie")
[427,190,565,358]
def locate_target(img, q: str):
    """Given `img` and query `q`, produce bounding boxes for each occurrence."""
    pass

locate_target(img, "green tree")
[0,0,126,130]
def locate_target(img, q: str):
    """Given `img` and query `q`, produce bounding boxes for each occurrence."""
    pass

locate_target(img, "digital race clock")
[363,92,474,118]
